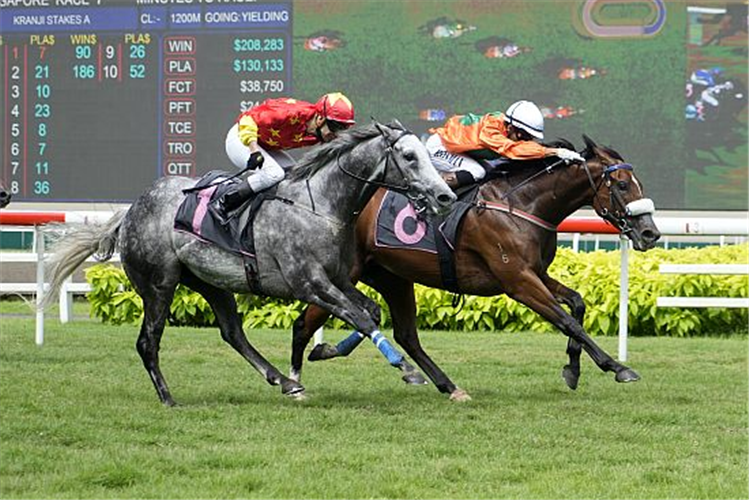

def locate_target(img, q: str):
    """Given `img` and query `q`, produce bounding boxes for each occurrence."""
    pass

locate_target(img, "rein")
[478,156,567,232]
[499,158,566,201]
[481,157,644,233]
[336,126,414,193]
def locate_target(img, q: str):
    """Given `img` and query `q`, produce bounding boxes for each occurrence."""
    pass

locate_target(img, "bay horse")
[290,135,661,401]
[0,179,10,209]
[42,122,455,405]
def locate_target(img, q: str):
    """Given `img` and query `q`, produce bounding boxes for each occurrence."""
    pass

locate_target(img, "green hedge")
[85,244,749,336]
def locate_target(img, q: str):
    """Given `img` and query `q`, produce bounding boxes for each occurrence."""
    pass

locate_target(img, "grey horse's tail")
[39,210,127,310]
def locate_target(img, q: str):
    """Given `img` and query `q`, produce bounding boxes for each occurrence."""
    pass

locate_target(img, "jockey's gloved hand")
[555,148,585,164]
[247,151,265,170]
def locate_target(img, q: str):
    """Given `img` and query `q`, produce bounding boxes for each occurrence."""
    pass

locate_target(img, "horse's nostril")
[437,193,454,205]
[642,229,660,242]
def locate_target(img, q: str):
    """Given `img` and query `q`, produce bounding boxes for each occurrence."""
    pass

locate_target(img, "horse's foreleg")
[509,271,639,384]
[181,271,303,397]
[365,266,465,399]
[290,269,396,363]
[541,275,585,390]
[290,305,330,382]
[304,276,423,380]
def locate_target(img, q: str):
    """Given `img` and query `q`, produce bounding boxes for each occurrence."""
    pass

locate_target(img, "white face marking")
[630,172,643,197]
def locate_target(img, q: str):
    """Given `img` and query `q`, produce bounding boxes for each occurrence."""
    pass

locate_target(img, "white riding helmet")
[504,100,544,140]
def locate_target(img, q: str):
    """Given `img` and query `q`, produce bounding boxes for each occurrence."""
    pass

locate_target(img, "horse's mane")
[586,144,624,162]
[287,124,384,181]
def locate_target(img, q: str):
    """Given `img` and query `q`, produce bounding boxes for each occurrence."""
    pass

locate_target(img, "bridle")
[585,162,654,235]
[336,124,416,194]
[496,155,654,234]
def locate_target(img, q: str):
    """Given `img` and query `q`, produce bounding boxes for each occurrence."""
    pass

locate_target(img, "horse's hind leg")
[542,275,585,390]
[290,305,328,383]
[180,270,303,397]
[131,272,179,406]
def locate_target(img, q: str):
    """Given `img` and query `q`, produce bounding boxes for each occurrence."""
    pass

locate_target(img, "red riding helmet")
[316,92,356,124]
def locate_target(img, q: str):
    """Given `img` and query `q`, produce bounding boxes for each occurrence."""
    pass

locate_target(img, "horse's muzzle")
[629,213,660,251]
[0,190,11,209]
[410,186,456,216]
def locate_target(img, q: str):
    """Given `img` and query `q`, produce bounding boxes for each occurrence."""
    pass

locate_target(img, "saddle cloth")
[374,188,476,254]
[374,187,477,292]
[173,171,258,257]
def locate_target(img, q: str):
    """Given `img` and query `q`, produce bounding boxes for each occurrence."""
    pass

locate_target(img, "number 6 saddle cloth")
[374,188,477,292]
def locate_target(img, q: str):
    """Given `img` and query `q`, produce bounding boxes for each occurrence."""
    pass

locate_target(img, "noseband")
[336,126,415,194]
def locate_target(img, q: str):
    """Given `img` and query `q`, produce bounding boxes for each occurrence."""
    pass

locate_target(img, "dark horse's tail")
[40,210,127,310]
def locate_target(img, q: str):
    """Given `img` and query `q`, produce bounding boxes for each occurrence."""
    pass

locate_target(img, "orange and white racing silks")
[236,98,320,150]
[430,112,550,160]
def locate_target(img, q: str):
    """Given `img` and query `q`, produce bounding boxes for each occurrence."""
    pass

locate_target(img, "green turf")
[0,318,746,499]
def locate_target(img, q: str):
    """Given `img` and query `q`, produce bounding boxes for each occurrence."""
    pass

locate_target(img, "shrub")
[85,244,748,336]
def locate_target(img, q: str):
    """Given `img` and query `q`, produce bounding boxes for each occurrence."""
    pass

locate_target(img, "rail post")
[34,226,45,346]
[618,235,629,361]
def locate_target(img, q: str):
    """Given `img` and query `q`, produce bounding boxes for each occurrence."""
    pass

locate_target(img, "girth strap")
[434,218,460,293]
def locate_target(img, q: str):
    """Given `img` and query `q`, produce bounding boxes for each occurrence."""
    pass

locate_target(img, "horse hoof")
[281,380,305,396]
[449,388,472,402]
[287,390,307,401]
[561,365,579,390]
[402,371,428,385]
[615,368,641,383]
[308,343,339,362]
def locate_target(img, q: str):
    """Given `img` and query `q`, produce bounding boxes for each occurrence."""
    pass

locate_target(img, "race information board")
[0,0,291,201]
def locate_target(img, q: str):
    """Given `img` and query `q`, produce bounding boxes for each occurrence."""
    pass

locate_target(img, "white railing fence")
[1,211,748,358]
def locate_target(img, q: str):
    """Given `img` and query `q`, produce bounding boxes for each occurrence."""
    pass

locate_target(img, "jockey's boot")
[210,180,254,225]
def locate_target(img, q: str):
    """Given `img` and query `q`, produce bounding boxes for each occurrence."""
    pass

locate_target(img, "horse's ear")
[581,134,599,158]
[372,120,386,136]
[582,134,597,152]
[390,118,405,131]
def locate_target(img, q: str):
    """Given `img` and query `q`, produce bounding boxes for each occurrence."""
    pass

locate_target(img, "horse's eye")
[403,152,416,162]
[617,180,629,190]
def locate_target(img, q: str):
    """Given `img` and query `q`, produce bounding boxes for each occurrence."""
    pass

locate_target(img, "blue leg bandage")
[335,331,366,356]
[371,330,404,366]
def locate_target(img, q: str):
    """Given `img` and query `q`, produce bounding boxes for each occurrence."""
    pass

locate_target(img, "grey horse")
[42,122,456,405]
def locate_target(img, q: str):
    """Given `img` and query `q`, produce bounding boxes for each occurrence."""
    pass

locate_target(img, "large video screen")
[1,0,747,209]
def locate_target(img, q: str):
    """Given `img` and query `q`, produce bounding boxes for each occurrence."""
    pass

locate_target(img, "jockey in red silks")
[213,92,356,222]
[425,100,585,189]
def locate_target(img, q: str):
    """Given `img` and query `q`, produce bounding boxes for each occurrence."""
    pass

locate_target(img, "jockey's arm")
[478,119,582,163]
[238,114,261,153]
[478,119,550,160]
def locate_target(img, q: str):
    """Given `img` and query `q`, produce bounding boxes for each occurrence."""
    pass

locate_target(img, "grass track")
[0,317,747,499]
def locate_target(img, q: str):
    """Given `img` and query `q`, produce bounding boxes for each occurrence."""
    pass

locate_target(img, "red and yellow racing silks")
[236,98,319,150]
[430,112,550,160]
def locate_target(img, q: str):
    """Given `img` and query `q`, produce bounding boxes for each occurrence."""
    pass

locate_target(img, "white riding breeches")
[425,134,487,181]
[225,123,295,192]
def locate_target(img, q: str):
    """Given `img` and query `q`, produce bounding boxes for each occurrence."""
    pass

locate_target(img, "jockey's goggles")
[326,120,350,133]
